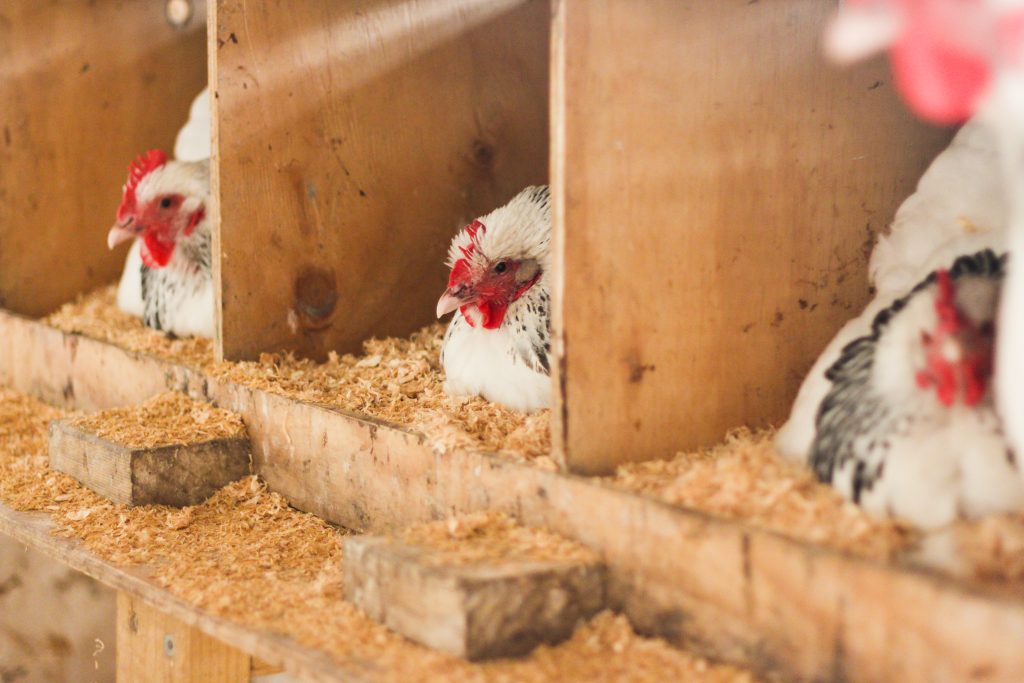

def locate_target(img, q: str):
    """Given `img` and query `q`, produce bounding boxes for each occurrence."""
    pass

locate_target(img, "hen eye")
[159,197,173,209]
[494,261,508,273]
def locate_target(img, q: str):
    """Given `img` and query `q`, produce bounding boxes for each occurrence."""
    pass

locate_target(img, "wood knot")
[290,267,337,332]
[471,139,495,168]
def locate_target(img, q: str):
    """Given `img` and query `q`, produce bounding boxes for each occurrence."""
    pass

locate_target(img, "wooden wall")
[0,0,207,317]
[550,0,954,474]
[212,0,550,361]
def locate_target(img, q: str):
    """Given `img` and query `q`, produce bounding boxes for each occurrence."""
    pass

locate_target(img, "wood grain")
[117,592,250,683]
[211,0,550,361]
[3,311,1024,682]
[344,535,604,660]
[0,0,207,318]
[49,420,251,507]
[549,0,955,474]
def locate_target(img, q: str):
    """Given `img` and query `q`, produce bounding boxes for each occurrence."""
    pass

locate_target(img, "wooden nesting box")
[550,0,953,473]
[0,0,207,318]
[210,0,550,361]
[49,420,250,507]
[343,534,605,660]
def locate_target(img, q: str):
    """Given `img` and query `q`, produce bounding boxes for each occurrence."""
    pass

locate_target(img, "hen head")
[107,149,206,268]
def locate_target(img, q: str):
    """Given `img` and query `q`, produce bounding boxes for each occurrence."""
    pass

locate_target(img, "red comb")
[117,149,168,220]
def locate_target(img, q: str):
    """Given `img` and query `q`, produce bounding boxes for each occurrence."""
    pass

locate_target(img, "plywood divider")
[3,311,1024,683]
[211,0,550,362]
[0,0,207,318]
[550,0,954,474]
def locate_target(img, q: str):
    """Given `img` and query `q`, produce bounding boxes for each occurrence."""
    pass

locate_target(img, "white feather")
[115,239,145,318]
[442,320,550,412]
[777,117,1007,462]
[173,88,210,162]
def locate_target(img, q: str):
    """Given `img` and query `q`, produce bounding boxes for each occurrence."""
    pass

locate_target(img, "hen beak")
[107,218,140,249]
[436,286,473,319]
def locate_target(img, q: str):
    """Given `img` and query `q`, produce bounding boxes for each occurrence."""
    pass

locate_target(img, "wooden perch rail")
[3,309,1024,683]
[0,503,370,683]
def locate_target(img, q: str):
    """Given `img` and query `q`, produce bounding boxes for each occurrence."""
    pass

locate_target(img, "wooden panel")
[5,312,1024,682]
[550,0,954,474]
[0,1,207,317]
[117,592,250,683]
[211,0,550,361]
[343,534,604,660]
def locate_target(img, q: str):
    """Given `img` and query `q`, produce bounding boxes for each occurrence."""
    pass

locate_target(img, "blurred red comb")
[117,149,168,220]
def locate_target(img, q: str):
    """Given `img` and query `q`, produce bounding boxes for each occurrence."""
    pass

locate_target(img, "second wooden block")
[343,530,605,660]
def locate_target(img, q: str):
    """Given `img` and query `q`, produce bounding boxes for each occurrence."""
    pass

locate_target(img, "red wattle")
[142,234,175,268]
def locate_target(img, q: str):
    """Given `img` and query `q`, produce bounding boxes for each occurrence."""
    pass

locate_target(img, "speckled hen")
[436,186,551,413]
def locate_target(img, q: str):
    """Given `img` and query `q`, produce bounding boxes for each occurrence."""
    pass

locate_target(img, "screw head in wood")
[163,634,176,657]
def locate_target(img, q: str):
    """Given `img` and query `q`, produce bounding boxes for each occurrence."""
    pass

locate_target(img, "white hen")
[116,87,209,319]
[776,117,1008,461]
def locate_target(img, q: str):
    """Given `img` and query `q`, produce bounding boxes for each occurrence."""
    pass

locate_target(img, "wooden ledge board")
[3,308,1024,682]
[0,503,373,683]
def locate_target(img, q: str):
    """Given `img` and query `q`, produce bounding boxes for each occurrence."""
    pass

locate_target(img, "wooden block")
[210,0,550,361]
[49,420,250,507]
[343,535,605,660]
[0,1,207,318]
[117,592,250,683]
[550,0,955,474]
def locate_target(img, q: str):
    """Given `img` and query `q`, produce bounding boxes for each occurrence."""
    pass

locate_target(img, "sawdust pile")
[610,429,916,561]
[400,512,599,567]
[211,324,552,461]
[67,391,247,449]
[44,285,213,368]
[0,386,758,682]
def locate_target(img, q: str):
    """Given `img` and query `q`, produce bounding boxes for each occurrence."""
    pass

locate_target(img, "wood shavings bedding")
[44,285,214,368]
[44,287,552,460]
[0,386,759,682]
[211,324,553,461]
[400,512,599,567]
[67,391,247,449]
[36,289,1023,576]
[610,429,916,562]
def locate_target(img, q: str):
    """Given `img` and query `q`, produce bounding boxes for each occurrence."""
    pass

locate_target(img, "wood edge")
[548,0,569,470]
[208,0,224,364]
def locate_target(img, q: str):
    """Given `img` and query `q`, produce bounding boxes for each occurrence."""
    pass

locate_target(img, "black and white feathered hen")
[107,150,214,338]
[811,250,1024,529]
[436,186,551,412]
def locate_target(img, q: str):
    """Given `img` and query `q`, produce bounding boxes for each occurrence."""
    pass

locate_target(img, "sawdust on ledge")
[609,429,917,562]
[400,512,599,567]
[210,323,553,461]
[44,286,552,461]
[0,386,758,682]
[66,391,247,449]
[44,285,214,368]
